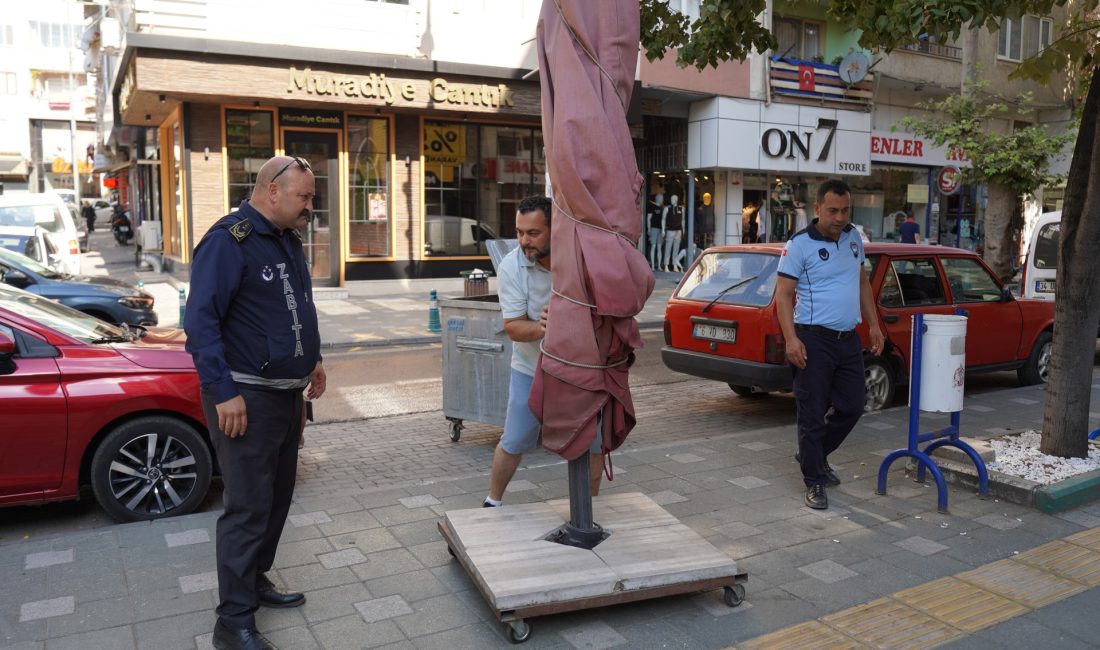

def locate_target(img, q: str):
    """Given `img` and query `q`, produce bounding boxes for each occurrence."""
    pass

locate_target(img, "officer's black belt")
[796,324,856,340]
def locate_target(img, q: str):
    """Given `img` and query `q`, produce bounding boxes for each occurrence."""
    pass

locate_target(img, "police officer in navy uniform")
[185,155,326,650]
[775,179,884,510]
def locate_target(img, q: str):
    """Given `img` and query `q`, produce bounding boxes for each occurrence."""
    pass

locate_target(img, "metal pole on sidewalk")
[547,451,606,550]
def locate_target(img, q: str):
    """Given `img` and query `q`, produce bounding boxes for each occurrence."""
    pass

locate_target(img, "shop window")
[774,16,822,61]
[224,109,275,210]
[423,121,545,257]
[997,15,1052,62]
[347,116,390,257]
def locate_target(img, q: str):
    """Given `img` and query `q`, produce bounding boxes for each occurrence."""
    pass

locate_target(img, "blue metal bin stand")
[875,312,989,513]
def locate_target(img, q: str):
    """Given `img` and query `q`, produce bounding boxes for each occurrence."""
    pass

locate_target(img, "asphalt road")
[0,330,1064,541]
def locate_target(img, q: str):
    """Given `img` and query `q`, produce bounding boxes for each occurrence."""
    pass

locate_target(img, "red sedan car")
[662,243,1055,410]
[0,284,211,521]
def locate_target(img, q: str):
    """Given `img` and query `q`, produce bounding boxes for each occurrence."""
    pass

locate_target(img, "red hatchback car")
[0,284,211,521]
[662,243,1055,410]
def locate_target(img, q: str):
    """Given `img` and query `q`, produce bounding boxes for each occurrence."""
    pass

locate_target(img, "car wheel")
[90,416,212,522]
[864,357,895,412]
[728,384,769,398]
[1018,331,1053,386]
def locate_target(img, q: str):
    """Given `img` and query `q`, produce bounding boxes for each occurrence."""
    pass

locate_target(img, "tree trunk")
[983,183,1016,282]
[1040,66,1100,458]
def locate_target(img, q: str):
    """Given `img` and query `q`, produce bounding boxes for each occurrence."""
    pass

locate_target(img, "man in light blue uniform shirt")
[483,196,603,507]
[775,179,884,510]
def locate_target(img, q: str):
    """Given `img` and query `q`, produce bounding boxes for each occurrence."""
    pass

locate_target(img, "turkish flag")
[798,65,815,92]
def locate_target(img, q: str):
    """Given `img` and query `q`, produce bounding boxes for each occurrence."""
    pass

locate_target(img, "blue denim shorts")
[501,369,602,455]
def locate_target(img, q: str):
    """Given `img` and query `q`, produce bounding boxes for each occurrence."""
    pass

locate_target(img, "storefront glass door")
[284,130,340,284]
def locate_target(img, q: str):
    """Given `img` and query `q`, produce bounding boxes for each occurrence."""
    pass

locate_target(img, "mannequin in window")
[662,194,684,272]
[647,193,664,270]
[695,192,714,251]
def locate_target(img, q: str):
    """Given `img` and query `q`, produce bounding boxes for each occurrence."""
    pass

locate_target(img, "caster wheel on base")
[448,420,463,442]
[724,584,746,607]
[507,620,531,644]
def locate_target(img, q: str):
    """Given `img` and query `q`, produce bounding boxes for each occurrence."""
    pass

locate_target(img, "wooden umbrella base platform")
[438,492,748,643]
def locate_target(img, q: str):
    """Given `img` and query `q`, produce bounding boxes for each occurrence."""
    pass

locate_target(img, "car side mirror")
[0,331,14,356]
[1001,286,1015,302]
[2,269,31,289]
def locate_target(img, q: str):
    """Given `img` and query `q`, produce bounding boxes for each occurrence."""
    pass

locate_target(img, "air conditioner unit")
[140,221,162,250]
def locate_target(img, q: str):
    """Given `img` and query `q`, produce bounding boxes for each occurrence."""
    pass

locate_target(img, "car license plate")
[1035,280,1055,293]
[693,323,736,343]
[118,226,130,232]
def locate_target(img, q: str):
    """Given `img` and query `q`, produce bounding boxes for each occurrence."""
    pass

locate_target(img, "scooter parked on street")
[112,209,133,246]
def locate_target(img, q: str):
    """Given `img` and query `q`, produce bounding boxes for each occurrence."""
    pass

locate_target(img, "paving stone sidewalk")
[4,374,1100,649]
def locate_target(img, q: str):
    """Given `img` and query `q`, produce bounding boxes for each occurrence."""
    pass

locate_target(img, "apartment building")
[0,0,97,198]
[85,0,1074,284]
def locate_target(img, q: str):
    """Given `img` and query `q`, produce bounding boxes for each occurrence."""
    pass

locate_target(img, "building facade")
[0,0,97,200]
[84,0,1074,284]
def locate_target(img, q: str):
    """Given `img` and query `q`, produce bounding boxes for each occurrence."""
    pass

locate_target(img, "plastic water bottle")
[178,287,187,325]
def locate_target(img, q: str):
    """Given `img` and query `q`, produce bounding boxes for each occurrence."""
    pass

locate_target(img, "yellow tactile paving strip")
[735,525,1100,649]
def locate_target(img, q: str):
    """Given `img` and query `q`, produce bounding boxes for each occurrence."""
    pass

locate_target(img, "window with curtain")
[347,116,391,257]
[224,109,275,210]
[774,16,822,61]
[423,121,545,257]
[997,15,1052,62]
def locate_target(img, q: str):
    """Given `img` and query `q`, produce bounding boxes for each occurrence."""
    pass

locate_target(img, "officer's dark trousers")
[201,386,303,630]
[792,328,865,487]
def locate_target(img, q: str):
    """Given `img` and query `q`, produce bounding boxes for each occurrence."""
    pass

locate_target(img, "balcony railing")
[769,57,874,107]
[902,40,962,59]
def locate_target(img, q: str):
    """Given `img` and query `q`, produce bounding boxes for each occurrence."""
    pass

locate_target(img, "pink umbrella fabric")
[529,0,654,461]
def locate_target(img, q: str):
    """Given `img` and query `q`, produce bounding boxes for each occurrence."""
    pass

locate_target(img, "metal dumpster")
[441,240,517,441]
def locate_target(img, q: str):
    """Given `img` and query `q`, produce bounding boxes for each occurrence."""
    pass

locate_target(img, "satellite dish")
[838,51,871,84]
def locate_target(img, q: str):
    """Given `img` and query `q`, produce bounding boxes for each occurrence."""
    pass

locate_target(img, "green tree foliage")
[902,84,1074,194]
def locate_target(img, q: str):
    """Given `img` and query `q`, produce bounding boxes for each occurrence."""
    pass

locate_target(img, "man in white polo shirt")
[775,179,884,510]
[483,196,603,507]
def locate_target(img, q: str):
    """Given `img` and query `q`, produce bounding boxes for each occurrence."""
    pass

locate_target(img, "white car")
[92,199,117,222]
[0,225,61,271]
[1020,210,1060,301]
[0,193,81,275]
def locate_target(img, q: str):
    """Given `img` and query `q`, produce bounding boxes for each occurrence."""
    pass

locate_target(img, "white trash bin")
[917,314,967,412]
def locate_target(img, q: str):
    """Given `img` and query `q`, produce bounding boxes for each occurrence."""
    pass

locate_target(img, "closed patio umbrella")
[530,0,653,543]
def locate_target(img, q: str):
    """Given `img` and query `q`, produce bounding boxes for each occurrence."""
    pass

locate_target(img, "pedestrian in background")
[774,179,884,510]
[81,201,96,233]
[483,195,603,507]
[185,155,326,650]
[899,210,921,244]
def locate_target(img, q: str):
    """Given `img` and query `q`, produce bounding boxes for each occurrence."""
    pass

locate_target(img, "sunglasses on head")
[270,156,311,183]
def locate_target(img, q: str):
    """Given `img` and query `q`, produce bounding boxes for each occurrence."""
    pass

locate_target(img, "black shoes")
[212,620,277,650]
[256,574,305,609]
[805,484,828,509]
[795,453,841,487]
[482,499,499,508]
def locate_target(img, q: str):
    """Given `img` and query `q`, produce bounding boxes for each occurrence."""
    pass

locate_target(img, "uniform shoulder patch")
[228,219,253,242]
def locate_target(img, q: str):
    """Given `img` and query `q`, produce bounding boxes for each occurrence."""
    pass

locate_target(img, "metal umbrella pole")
[546,451,606,550]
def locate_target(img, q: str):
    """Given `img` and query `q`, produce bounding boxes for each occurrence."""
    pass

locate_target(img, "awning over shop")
[93,160,133,174]
[0,154,28,178]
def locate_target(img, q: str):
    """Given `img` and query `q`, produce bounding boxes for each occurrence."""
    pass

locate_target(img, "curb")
[933,456,1100,514]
